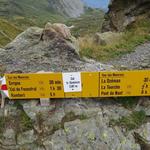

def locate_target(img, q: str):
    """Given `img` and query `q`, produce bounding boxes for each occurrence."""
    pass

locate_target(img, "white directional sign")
[62,72,82,93]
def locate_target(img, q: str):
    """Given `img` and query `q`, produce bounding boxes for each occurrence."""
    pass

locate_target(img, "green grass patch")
[115,97,139,109]
[110,110,146,131]
[14,101,33,132]
[0,18,22,47]
[0,110,33,139]
[19,110,33,132]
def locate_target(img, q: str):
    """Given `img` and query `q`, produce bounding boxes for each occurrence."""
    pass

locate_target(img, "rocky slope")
[102,0,150,32]
[0,0,85,19]
[48,0,85,18]
[0,23,150,150]
[108,42,150,70]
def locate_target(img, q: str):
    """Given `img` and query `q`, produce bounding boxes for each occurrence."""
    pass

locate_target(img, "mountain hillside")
[48,0,85,18]
[0,0,85,29]
[66,8,105,37]
[0,0,85,20]
[0,0,87,47]
[0,19,22,47]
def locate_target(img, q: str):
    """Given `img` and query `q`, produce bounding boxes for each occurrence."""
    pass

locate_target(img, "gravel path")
[108,42,150,70]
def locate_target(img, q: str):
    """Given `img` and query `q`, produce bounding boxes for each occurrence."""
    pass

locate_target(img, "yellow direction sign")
[4,70,150,99]
[81,72,99,97]
[99,70,150,97]
[5,73,64,99]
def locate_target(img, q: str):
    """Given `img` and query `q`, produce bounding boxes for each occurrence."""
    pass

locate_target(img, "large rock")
[3,129,16,146]
[102,0,150,32]
[40,100,140,150]
[0,23,112,73]
[1,97,149,150]
[43,22,72,40]
[94,31,123,46]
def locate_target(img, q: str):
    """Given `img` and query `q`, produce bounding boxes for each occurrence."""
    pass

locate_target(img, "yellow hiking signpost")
[4,70,150,99]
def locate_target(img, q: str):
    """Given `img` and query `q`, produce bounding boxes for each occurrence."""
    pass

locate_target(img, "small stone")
[120,65,128,70]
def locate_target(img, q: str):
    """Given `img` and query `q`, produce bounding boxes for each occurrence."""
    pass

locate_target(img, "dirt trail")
[108,42,150,70]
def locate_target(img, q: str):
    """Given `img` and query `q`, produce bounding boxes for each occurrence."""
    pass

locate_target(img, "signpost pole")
[40,98,51,106]
[0,92,5,108]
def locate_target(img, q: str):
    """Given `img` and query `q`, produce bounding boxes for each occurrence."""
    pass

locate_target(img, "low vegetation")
[0,116,5,138]
[0,19,22,47]
[18,110,33,132]
[115,97,139,109]
[110,110,146,131]
[15,101,33,132]
[0,111,33,138]
[79,16,150,62]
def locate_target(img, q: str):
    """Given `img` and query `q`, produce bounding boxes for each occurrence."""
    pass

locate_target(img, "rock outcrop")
[0,22,112,74]
[48,0,85,18]
[94,31,123,46]
[102,0,150,32]
[1,96,150,150]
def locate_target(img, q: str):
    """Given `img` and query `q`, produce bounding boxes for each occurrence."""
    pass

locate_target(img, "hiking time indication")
[4,70,150,99]
[99,71,150,97]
